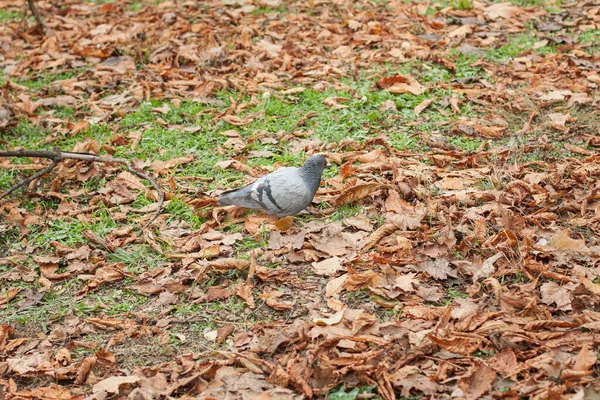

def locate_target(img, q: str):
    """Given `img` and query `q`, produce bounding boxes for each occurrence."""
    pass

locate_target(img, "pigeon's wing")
[266,172,313,216]
[218,168,303,215]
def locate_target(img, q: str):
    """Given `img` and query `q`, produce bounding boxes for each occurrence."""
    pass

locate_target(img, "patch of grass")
[328,384,379,400]
[235,236,264,253]
[109,245,167,274]
[164,197,205,229]
[579,29,600,50]
[472,349,495,359]
[30,207,119,250]
[251,5,289,14]
[506,0,562,11]
[442,287,469,304]
[389,131,419,151]
[1,278,83,330]
[85,287,149,315]
[0,9,22,22]
[15,71,80,92]
[448,135,483,152]
[331,203,362,221]
[51,106,76,119]
[486,31,556,63]
[454,0,472,9]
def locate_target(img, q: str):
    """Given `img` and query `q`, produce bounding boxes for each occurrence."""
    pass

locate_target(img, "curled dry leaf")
[12,384,72,400]
[377,74,426,95]
[322,97,350,109]
[92,376,141,395]
[260,290,293,311]
[334,183,385,206]
[313,310,345,326]
[235,282,255,309]
[208,258,251,271]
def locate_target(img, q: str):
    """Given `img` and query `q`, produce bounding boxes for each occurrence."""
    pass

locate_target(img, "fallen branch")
[25,0,50,35]
[0,149,164,226]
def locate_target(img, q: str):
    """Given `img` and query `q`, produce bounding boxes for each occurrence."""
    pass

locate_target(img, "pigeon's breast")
[249,169,311,216]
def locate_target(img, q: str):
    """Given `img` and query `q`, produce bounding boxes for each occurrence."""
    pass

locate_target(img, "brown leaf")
[75,356,97,385]
[150,154,195,175]
[0,288,20,307]
[323,97,350,109]
[235,282,255,309]
[274,216,294,231]
[573,344,596,372]
[427,333,485,355]
[312,257,344,276]
[170,245,221,260]
[13,384,72,400]
[391,371,442,398]
[268,230,306,250]
[485,2,520,19]
[326,274,348,297]
[313,310,344,325]
[377,74,426,95]
[92,376,141,396]
[208,258,251,271]
[260,290,293,311]
[564,143,594,156]
[216,325,234,342]
[206,287,233,302]
[457,123,505,139]
[458,362,497,400]
[335,183,385,206]
[540,281,576,311]
[488,348,517,378]
[551,230,585,250]
[414,98,435,116]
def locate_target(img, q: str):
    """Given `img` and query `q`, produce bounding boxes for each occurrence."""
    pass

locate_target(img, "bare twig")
[0,149,164,226]
[0,158,59,200]
[25,0,50,35]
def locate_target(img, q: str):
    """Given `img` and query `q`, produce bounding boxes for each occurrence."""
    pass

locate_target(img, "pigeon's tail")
[217,189,239,206]
[217,187,260,209]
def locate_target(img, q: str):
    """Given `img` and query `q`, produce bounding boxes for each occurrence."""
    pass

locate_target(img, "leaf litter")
[1,0,600,399]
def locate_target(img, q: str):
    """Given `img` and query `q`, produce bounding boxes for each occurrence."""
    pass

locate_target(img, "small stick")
[0,149,164,226]
[25,0,50,35]
[0,158,59,200]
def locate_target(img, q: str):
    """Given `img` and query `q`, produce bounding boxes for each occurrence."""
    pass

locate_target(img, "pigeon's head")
[301,155,328,176]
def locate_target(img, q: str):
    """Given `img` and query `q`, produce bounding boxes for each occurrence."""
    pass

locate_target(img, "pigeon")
[217,155,328,217]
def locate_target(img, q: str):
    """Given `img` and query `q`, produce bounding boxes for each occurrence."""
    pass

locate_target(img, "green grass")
[108,245,167,274]
[251,5,289,14]
[448,135,484,152]
[15,70,84,92]
[486,31,556,63]
[328,384,380,400]
[1,6,595,376]
[0,9,22,22]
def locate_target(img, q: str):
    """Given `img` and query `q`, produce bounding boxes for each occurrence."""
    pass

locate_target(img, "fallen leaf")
[335,183,385,206]
[377,75,426,95]
[13,384,72,400]
[312,257,344,276]
[313,310,345,326]
[458,362,497,400]
[414,98,435,116]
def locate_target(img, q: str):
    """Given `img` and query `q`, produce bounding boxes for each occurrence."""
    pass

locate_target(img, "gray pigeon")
[217,155,328,217]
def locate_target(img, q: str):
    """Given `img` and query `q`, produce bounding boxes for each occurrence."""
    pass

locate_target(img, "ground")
[1,0,600,399]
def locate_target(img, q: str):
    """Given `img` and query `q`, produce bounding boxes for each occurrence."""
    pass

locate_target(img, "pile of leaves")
[1,0,600,399]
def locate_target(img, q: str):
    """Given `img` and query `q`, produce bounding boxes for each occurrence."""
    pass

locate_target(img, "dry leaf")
[377,75,426,95]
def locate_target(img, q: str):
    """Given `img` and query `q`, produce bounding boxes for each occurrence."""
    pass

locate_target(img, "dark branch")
[0,158,59,200]
[26,0,50,35]
[0,149,164,226]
